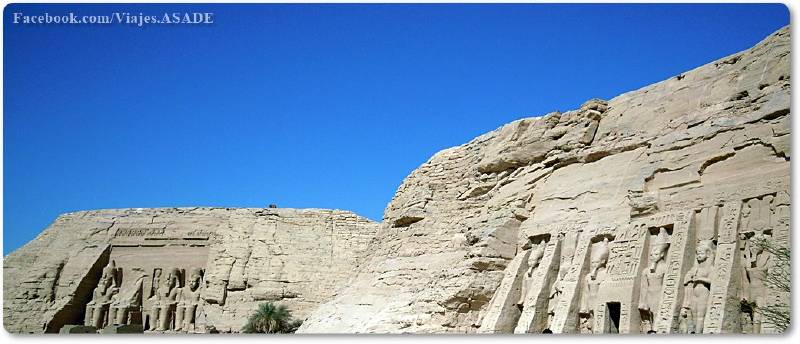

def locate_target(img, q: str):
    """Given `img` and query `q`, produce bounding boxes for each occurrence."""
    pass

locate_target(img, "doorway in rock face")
[605,302,621,334]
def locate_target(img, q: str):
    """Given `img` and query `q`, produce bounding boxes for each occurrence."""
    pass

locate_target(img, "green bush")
[242,302,303,334]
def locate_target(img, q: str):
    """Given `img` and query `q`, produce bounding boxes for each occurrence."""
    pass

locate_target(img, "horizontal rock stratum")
[3,26,790,334]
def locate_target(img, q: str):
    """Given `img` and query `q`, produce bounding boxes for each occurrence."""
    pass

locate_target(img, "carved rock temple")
[3,26,791,334]
[3,208,378,333]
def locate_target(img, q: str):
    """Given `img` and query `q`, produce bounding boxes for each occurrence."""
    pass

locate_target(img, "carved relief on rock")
[108,274,145,326]
[518,237,547,308]
[637,227,671,333]
[577,237,611,334]
[175,268,204,332]
[513,232,561,334]
[738,193,785,334]
[681,239,716,333]
[544,261,567,331]
[146,268,181,331]
[84,260,120,328]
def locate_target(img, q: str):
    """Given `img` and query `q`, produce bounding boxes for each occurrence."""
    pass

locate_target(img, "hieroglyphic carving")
[550,226,615,333]
[548,231,591,333]
[703,202,742,334]
[653,211,694,333]
[771,191,790,247]
[738,193,785,334]
[115,228,166,237]
[606,223,644,279]
[661,178,789,214]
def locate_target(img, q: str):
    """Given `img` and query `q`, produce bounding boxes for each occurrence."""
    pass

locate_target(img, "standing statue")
[84,260,120,328]
[175,268,204,332]
[742,231,774,333]
[681,240,716,333]
[638,228,670,332]
[147,268,180,331]
[518,240,546,308]
[109,275,145,325]
[578,238,610,332]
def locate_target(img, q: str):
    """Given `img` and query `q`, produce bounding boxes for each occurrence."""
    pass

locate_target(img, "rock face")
[3,208,378,333]
[299,26,790,333]
[3,26,790,334]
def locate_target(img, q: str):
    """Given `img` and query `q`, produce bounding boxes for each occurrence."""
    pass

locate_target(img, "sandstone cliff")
[298,26,790,333]
[3,26,790,334]
[4,208,378,333]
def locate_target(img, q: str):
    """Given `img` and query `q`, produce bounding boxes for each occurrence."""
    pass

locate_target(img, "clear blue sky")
[3,3,789,254]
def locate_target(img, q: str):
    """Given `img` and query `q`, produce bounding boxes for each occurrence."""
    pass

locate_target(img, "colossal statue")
[84,261,119,328]
[578,237,610,332]
[175,268,204,332]
[681,240,716,333]
[147,268,180,331]
[109,275,145,326]
[518,240,546,308]
[741,231,774,333]
[638,227,670,332]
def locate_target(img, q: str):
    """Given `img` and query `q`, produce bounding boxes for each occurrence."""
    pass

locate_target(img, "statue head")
[528,241,546,268]
[99,260,117,289]
[164,268,180,290]
[750,231,771,255]
[188,268,203,291]
[649,227,670,264]
[695,240,716,263]
[589,238,610,278]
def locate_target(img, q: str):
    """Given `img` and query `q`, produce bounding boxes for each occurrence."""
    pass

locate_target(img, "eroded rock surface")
[4,208,378,333]
[299,26,790,334]
[3,26,790,334]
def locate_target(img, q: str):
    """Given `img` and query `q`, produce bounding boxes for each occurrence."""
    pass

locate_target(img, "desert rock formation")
[300,26,790,334]
[4,208,378,333]
[3,26,791,334]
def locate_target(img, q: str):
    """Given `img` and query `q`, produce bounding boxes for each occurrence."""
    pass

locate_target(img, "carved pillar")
[703,202,742,333]
[513,239,561,333]
[653,211,694,333]
[549,229,609,334]
[478,249,530,333]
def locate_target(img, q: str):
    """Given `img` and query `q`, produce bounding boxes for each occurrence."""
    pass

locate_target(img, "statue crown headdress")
[102,260,116,276]
[653,227,671,248]
[591,237,610,260]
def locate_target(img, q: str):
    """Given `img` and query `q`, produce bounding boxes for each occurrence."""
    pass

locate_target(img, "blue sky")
[2,3,789,254]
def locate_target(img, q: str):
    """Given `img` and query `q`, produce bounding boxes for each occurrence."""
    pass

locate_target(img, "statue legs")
[157,304,175,331]
[691,285,710,333]
[84,306,95,326]
[184,304,198,331]
[174,305,185,331]
[147,307,159,331]
[113,306,129,325]
[91,304,107,328]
